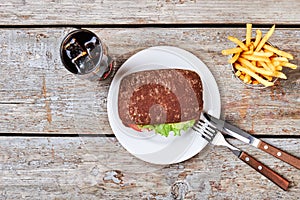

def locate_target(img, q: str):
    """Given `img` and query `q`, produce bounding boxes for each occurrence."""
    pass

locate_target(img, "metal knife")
[203,112,300,170]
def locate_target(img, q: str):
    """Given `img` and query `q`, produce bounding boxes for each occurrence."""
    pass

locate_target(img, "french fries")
[246,23,252,46]
[222,23,298,87]
[221,47,243,55]
[255,25,275,52]
[253,30,262,48]
[227,36,248,51]
[235,63,274,87]
[263,44,294,60]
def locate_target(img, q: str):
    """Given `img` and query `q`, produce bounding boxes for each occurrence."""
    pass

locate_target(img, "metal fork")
[193,119,240,155]
[192,119,290,191]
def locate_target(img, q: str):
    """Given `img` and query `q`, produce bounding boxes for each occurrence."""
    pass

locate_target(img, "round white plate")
[107,46,221,165]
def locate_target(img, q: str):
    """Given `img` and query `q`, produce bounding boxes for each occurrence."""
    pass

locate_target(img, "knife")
[203,112,300,170]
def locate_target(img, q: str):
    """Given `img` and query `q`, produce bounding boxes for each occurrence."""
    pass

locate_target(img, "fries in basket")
[222,24,297,87]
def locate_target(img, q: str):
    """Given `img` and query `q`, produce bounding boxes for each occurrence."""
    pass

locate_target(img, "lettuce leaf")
[138,120,195,137]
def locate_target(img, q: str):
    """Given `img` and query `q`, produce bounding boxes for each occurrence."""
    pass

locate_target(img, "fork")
[192,119,290,191]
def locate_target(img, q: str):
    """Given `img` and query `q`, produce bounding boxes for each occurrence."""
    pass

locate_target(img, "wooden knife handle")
[258,140,300,170]
[239,151,289,191]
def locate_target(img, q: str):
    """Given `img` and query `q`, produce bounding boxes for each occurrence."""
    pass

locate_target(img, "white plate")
[107,46,221,165]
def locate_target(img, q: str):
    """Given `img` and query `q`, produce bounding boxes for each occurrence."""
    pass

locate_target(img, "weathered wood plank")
[0,137,299,199]
[0,1,300,25]
[0,28,299,135]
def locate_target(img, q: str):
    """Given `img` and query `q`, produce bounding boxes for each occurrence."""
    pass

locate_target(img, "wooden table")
[0,1,299,199]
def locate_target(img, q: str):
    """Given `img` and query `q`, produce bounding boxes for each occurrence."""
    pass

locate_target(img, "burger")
[118,69,203,137]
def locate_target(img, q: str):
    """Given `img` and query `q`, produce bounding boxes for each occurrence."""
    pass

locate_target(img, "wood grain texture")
[0,1,300,25]
[0,137,299,199]
[1,2,298,199]
[0,28,299,135]
[239,151,290,191]
[258,140,300,169]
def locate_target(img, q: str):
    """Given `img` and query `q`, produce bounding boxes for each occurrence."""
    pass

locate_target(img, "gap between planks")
[0,133,298,139]
[1,23,300,29]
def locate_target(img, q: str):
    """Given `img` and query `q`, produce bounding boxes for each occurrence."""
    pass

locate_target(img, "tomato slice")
[128,124,142,132]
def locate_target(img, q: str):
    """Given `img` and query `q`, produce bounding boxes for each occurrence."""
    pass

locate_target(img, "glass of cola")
[60,29,114,81]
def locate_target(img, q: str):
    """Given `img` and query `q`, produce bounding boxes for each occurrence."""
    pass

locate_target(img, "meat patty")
[118,69,203,126]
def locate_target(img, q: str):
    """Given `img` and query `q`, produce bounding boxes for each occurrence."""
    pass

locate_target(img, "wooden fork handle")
[239,151,290,191]
[257,140,300,170]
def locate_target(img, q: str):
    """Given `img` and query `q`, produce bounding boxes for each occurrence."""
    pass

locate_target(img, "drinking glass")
[60,29,114,81]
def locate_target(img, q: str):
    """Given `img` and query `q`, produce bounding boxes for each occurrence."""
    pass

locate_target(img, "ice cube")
[82,57,96,73]
[71,51,87,74]
[65,38,85,60]
[85,36,101,59]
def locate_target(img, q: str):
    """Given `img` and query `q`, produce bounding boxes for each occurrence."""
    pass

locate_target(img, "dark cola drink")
[60,29,114,81]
